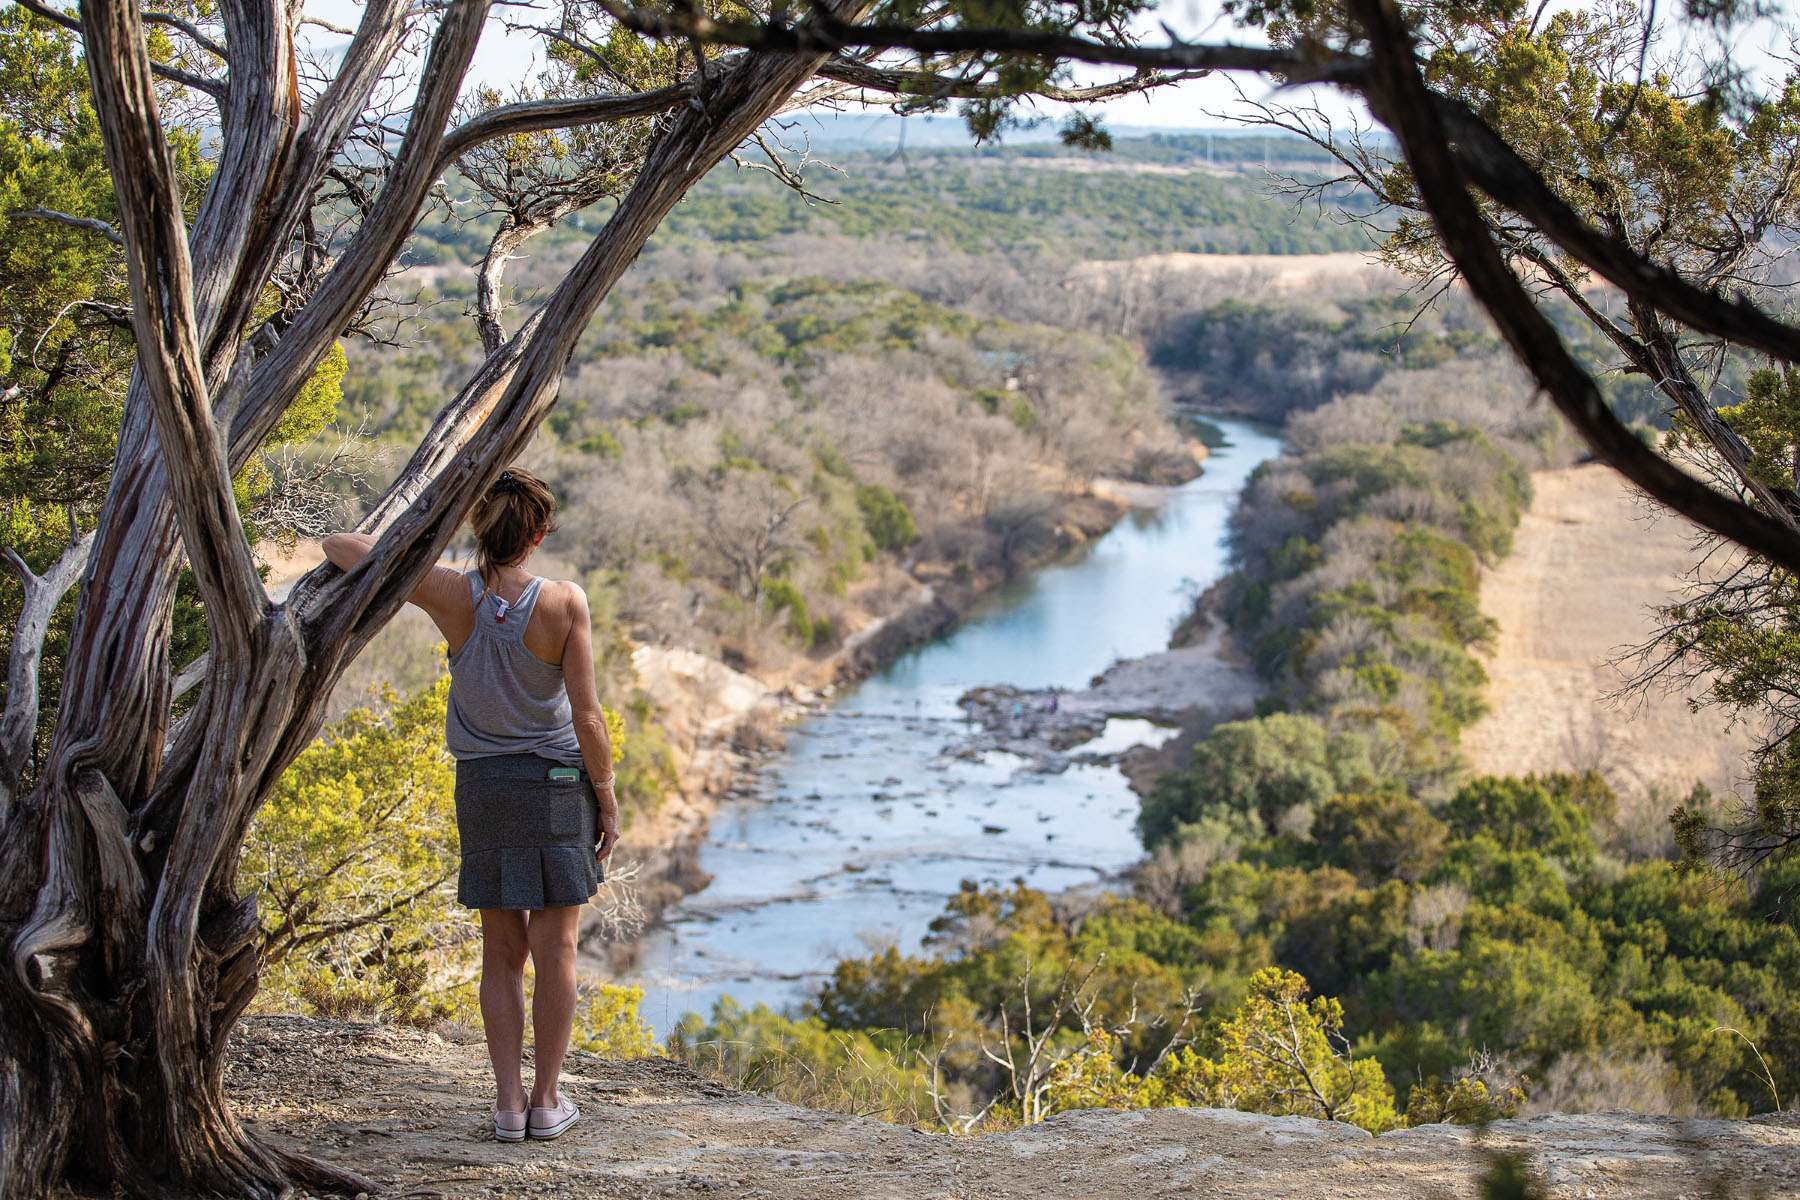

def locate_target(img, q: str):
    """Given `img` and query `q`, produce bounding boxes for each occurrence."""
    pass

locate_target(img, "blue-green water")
[624,418,1283,1036]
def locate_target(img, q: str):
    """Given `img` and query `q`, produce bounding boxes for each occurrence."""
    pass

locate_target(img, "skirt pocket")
[542,776,589,840]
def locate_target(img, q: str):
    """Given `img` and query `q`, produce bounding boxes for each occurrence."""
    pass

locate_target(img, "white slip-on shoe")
[527,1094,579,1140]
[493,1106,528,1143]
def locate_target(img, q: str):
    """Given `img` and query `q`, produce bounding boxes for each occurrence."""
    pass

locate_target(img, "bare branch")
[9,207,124,246]
[0,532,94,820]
[593,1,1322,79]
[815,58,1210,103]
[297,14,354,34]
[434,83,696,174]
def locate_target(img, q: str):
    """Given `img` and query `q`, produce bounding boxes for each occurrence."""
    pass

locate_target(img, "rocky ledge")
[231,1017,1799,1200]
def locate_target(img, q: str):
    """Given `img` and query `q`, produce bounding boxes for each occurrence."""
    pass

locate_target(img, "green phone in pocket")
[546,766,582,781]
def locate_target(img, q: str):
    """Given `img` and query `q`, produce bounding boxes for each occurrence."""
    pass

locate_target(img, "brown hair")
[470,466,557,582]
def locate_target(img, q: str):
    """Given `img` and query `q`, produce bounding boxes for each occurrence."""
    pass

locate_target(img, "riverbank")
[615,421,1283,1023]
[595,461,1212,960]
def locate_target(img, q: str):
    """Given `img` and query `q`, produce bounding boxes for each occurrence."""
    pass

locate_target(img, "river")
[625,418,1284,1036]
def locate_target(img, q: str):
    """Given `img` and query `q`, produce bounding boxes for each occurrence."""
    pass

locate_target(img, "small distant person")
[324,466,619,1144]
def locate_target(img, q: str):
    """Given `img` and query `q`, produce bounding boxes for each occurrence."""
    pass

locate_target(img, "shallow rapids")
[625,418,1283,1036]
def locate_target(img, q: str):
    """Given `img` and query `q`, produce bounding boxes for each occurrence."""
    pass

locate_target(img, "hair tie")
[495,470,518,494]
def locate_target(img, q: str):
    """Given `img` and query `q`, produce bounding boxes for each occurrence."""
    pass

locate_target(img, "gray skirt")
[455,753,601,910]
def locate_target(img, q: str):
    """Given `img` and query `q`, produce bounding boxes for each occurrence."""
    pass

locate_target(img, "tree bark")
[0,1,867,1195]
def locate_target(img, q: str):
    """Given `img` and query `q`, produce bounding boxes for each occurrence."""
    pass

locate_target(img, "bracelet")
[592,775,616,788]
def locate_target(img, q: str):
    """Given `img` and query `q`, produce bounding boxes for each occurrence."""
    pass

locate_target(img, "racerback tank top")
[445,571,584,764]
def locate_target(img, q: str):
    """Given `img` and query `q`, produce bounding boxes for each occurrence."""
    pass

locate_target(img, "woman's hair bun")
[470,466,556,579]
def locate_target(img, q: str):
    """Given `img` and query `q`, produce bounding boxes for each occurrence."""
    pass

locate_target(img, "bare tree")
[686,470,810,603]
[0,0,1199,1193]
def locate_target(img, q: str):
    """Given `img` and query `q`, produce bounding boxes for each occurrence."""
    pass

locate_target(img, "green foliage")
[1151,295,1495,419]
[670,997,935,1124]
[855,483,916,552]
[1403,1074,1525,1126]
[1713,367,1800,493]
[1164,967,1400,1131]
[1313,789,1449,885]
[244,678,465,1025]
[0,8,135,515]
[1444,774,1610,865]
[268,340,348,445]
[761,575,826,647]
[1139,713,1374,849]
[1040,968,1402,1133]
[574,983,659,1058]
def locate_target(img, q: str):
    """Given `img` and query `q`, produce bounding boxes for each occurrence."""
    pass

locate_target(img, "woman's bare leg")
[525,905,582,1108]
[478,909,532,1112]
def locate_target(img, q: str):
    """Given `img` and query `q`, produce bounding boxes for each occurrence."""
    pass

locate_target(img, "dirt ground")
[1460,463,1758,807]
[229,1017,1800,1200]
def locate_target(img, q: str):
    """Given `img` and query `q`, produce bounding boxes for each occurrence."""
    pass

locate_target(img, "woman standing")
[323,466,619,1143]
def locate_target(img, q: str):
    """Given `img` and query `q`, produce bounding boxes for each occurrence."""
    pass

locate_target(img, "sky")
[299,0,1366,138]
[297,0,1795,145]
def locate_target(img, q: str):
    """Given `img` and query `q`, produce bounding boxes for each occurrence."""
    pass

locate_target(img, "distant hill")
[413,130,1376,267]
[779,110,1383,165]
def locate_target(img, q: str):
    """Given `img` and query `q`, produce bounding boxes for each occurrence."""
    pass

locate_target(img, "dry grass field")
[1068,250,1408,303]
[1461,462,1757,820]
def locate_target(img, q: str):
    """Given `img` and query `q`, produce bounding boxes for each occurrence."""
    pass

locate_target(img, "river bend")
[626,419,1283,1035]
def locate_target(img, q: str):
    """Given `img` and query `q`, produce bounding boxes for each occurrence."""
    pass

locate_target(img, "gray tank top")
[445,571,584,765]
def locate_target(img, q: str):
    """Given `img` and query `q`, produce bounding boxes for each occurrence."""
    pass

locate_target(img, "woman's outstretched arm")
[320,532,473,647]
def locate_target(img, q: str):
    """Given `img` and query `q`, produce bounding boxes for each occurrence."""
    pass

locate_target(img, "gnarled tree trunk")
[0,0,863,1191]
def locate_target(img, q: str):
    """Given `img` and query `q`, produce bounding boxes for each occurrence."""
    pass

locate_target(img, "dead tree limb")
[0,532,95,819]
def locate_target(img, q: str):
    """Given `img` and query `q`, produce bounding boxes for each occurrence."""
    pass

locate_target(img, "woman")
[323,466,619,1144]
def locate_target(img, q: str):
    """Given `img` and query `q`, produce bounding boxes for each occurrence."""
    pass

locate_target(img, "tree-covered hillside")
[410,135,1375,267]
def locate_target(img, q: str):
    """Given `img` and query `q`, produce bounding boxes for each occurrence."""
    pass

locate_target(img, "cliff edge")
[232,1018,1798,1199]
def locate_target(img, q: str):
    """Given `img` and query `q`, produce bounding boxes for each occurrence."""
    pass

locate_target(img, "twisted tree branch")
[80,0,267,642]
[434,83,697,174]
[1351,0,1800,576]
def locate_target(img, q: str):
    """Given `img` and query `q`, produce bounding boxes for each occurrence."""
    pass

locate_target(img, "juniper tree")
[0,0,1194,1192]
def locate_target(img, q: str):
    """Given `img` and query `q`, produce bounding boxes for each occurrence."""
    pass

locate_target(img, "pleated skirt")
[454,753,600,910]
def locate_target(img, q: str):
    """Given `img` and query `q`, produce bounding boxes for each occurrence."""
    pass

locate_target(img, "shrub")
[1138,713,1374,849]
[1313,789,1450,885]
[244,678,465,1025]
[856,482,916,552]
[1043,967,1402,1133]
[1445,776,1598,865]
